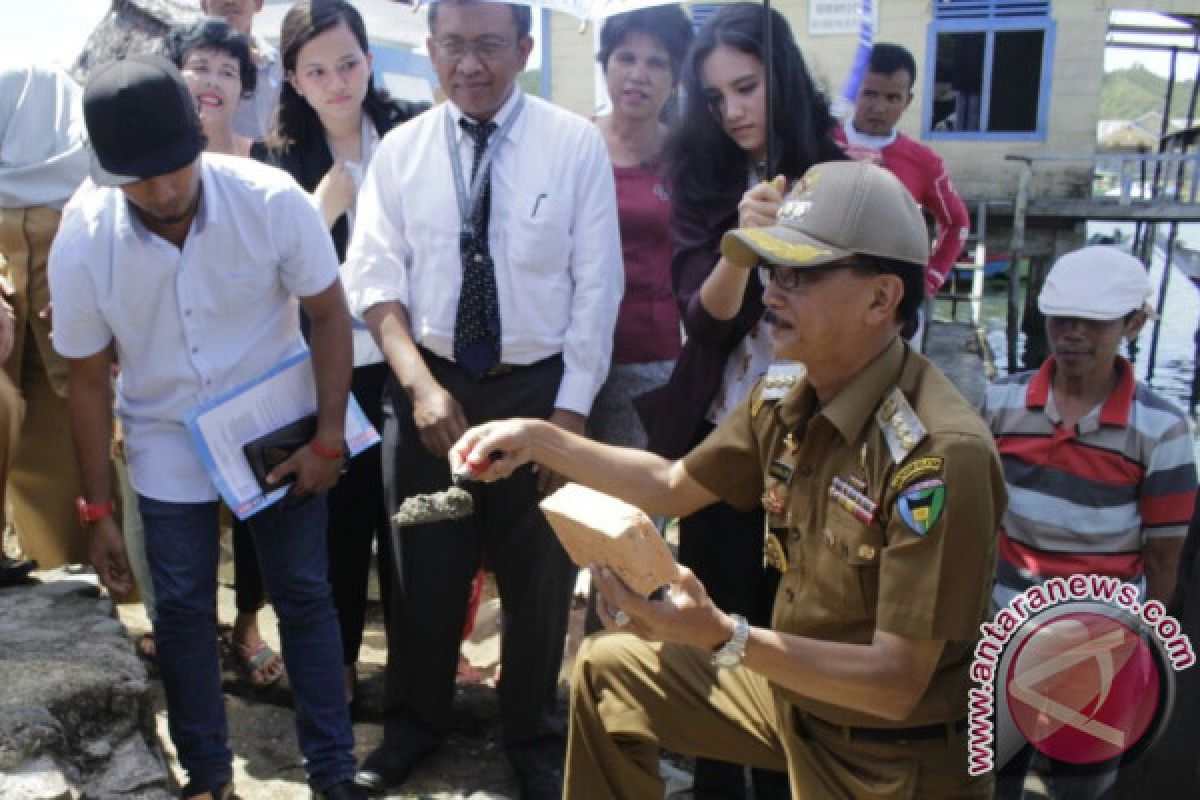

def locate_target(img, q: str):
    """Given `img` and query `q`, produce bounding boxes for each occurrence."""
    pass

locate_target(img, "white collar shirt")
[342,90,623,415]
[48,154,339,502]
[232,35,282,141]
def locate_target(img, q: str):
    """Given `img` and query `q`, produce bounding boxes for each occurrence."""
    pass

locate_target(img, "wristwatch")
[711,614,750,669]
[76,497,116,527]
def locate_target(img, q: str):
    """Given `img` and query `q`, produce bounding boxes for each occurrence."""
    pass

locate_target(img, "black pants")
[234,364,393,666]
[679,422,789,800]
[379,351,577,779]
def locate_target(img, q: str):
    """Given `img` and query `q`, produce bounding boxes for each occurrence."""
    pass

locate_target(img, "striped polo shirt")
[982,357,1197,597]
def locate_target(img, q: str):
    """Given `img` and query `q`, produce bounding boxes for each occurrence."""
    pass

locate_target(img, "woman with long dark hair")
[255,0,426,709]
[638,4,844,797]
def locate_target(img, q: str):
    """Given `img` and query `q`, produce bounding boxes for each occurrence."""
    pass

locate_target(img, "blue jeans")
[139,493,355,791]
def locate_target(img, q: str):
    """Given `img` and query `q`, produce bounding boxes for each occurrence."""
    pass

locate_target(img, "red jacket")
[833,126,969,296]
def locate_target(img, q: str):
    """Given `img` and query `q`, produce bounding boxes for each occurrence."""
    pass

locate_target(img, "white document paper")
[186,351,380,519]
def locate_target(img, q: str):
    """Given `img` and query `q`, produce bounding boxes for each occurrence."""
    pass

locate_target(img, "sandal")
[230,639,285,689]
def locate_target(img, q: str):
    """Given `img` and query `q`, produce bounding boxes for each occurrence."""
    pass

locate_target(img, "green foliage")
[1100,65,1198,121]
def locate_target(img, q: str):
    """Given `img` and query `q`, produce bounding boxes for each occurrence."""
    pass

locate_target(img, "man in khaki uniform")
[450,160,1005,799]
[1,63,90,568]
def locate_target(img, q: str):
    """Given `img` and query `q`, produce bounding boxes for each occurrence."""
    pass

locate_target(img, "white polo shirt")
[49,154,339,503]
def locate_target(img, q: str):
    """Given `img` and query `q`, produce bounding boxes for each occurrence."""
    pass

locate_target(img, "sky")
[1,1,1193,79]
[1,0,110,70]
[1105,11,1198,80]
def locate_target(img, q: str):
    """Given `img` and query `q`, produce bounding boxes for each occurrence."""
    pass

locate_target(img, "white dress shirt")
[342,90,623,415]
[49,154,339,503]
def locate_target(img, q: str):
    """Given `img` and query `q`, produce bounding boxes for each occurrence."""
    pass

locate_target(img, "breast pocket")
[505,192,572,275]
[220,269,278,312]
[816,503,885,615]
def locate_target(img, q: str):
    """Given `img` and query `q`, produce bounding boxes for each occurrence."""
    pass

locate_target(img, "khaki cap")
[721,160,930,270]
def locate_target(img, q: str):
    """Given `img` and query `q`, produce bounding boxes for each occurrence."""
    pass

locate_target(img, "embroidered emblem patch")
[888,456,945,492]
[738,228,832,264]
[896,480,945,536]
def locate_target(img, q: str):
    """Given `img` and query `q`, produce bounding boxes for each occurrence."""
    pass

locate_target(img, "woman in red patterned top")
[589,6,694,450]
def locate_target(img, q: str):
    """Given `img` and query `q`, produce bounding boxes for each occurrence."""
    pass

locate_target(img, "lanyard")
[444,93,525,235]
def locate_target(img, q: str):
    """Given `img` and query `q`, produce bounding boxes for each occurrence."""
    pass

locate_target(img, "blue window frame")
[690,3,723,34]
[923,0,1056,141]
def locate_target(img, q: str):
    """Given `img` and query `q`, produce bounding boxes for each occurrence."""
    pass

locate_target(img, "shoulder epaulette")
[875,387,927,464]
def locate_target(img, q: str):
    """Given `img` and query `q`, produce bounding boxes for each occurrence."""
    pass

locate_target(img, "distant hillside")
[1100,65,1197,121]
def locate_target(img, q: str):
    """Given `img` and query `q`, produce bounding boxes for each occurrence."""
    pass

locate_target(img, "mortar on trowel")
[390,453,498,527]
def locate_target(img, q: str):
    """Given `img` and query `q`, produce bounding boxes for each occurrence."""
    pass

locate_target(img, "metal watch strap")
[712,614,750,668]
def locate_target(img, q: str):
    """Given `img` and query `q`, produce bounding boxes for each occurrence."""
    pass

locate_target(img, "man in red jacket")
[835,43,969,302]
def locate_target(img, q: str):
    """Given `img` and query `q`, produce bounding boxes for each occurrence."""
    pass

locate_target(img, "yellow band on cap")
[739,229,832,264]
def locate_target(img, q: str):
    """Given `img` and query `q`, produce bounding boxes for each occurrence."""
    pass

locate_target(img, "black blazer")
[252,98,429,260]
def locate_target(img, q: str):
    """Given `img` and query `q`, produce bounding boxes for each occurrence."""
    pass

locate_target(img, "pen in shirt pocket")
[531,193,548,218]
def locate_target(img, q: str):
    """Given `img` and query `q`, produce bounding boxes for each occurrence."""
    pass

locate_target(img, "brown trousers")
[566,633,994,800]
[0,206,85,567]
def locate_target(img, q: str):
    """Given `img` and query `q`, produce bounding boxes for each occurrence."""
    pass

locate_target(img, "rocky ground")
[0,575,172,800]
[116,572,545,800]
[3,522,693,800]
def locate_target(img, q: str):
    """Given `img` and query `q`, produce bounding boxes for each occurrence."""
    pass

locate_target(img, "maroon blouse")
[611,162,682,364]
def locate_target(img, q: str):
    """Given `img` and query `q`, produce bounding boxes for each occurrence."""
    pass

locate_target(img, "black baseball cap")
[83,54,203,187]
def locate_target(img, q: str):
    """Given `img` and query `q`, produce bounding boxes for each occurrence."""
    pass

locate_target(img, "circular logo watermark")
[966,576,1193,777]
[1005,611,1160,764]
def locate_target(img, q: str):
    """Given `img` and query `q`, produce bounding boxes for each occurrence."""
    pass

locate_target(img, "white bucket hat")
[1038,246,1151,321]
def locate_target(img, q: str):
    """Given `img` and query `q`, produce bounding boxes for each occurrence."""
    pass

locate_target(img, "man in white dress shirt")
[342,1,622,796]
[49,55,361,800]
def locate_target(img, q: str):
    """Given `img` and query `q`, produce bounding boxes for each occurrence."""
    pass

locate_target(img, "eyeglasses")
[758,261,860,292]
[433,37,515,62]
[758,265,804,291]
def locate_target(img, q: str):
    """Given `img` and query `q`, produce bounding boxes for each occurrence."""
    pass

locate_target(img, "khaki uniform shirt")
[683,337,1005,728]
[0,206,68,396]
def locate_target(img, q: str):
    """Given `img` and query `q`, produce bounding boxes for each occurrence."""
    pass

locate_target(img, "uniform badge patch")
[875,388,927,464]
[769,460,794,482]
[888,456,945,492]
[762,363,807,401]
[896,479,946,536]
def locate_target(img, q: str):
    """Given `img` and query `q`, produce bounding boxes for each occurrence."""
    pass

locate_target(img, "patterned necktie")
[453,117,502,378]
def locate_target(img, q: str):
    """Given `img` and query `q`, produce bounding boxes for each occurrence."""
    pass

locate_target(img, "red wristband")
[308,438,345,460]
[76,496,116,527]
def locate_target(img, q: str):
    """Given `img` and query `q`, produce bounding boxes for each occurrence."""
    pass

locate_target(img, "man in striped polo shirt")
[983,246,1196,613]
[984,245,1197,799]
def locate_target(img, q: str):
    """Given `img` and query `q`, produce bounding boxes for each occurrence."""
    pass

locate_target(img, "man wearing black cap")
[47,55,361,800]
[451,161,1005,798]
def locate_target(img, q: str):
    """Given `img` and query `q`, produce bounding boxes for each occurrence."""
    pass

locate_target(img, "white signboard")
[809,0,877,36]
